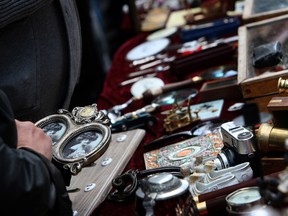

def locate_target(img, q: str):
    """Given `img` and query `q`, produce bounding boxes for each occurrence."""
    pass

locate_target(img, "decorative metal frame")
[35,104,111,175]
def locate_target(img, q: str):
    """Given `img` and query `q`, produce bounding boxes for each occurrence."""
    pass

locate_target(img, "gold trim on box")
[278,77,288,93]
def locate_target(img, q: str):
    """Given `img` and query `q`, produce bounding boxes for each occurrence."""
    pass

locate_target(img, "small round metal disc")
[101,157,113,166]
[84,183,96,192]
[116,134,127,142]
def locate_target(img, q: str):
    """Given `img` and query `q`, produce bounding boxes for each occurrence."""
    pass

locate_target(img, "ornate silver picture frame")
[35,104,111,175]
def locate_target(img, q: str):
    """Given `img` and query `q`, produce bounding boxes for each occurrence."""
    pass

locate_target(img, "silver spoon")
[129,53,168,67]
[119,73,157,87]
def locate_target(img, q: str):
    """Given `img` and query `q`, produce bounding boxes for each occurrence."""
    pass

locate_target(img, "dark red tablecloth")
[91,33,243,216]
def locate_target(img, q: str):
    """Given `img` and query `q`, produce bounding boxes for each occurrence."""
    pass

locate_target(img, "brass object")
[257,123,288,154]
[36,104,111,175]
[163,97,199,133]
[278,77,288,93]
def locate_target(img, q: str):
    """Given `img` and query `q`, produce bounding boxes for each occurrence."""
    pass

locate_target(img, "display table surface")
[88,33,243,216]
[68,129,145,215]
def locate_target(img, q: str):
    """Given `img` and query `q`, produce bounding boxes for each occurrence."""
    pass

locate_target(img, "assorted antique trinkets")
[49,2,288,215]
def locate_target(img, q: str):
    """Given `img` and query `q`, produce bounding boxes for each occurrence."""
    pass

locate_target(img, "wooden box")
[242,0,288,24]
[198,76,242,102]
[238,14,288,112]
[267,96,288,128]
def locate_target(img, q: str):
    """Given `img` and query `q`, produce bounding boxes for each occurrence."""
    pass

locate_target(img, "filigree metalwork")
[58,103,111,126]
[35,104,111,175]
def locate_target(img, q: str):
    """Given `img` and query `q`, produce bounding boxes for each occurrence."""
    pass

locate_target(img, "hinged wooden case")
[238,14,288,112]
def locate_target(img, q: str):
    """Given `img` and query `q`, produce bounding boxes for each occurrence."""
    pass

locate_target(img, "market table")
[80,31,248,216]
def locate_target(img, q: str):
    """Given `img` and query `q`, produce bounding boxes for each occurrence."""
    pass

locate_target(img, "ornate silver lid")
[136,172,189,200]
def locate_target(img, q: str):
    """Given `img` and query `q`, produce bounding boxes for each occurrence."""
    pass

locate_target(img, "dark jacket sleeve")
[0,89,72,215]
[0,143,55,215]
[0,0,53,28]
[0,89,17,147]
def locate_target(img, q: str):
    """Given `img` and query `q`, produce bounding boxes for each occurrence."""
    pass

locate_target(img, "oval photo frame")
[38,114,70,145]
[36,110,111,175]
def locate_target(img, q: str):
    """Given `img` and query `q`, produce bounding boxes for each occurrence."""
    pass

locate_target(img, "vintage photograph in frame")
[35,105,111,175]
[62,130,104,159]
[56,123,110,161]
[40,115,69,145]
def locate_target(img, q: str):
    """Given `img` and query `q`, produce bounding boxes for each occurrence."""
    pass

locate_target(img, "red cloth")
[92,33,243,216]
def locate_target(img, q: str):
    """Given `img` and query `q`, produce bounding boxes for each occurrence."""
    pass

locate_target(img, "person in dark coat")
[0,89,73,215]
[0,0,82,122]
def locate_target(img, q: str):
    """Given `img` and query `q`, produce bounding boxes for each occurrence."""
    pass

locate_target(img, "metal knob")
[136,172,189,200]
[278,77,288,93]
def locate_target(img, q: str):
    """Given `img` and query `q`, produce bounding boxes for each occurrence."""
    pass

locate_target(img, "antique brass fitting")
[278,77,288,93]
[257,123,288,154]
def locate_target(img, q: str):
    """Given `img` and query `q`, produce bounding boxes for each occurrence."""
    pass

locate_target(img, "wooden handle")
[205,195,227,214]
[162,76,203,93]
[196,195,227,215]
